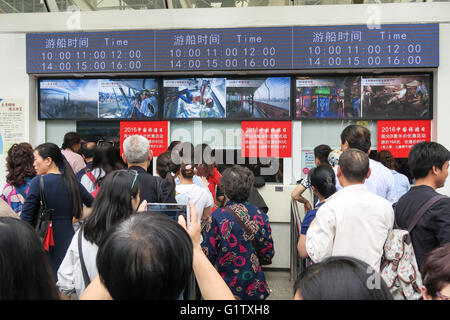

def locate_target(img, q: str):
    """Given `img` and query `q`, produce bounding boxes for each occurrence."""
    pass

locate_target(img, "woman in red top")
[194,144,221,207]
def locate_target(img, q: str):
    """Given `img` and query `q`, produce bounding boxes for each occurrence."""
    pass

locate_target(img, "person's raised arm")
[291,183,312,212]
[178,201,235,300]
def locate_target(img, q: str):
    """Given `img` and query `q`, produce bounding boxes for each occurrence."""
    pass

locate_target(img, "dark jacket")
[21,174,94,277]
[395,185,450,269]
[129,166,176,204]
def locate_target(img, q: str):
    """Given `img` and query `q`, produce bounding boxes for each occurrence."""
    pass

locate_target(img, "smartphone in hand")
[146,203,190,227]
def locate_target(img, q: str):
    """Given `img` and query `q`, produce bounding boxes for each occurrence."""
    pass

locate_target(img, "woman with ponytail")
[297,165,337,262]
[175,158,213,226]
[21,143,94,277]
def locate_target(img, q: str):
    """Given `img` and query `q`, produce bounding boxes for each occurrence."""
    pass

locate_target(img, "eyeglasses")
[436,291,450,300]
[97,140,114,146]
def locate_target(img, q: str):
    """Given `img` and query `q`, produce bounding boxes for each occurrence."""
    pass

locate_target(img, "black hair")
[194,143,215,178]
[35,143,82,219]
[338,148,370,183]
[156,151,179,193]
[79,142,96,159]
[0,217,60,299]
[293,256,393,300]
[340,125,371,153]
[221,165,254,202]
[308,165,337,199]
[171,142,195,178]
[408,141,450,180]
[96,212,193,300]
[167,140,181,152]
[91,142,117,186]
[61,132,81,150]
[313,145,332,166]
[83,170,140,246]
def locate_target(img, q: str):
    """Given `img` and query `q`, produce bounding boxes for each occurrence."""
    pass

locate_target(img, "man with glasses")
[122,135,176,204]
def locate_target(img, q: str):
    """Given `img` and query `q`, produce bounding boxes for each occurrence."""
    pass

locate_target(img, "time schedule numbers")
[304,43,425,68]
[27,31,153,73]
[26,24,438,73]
[39,48,146,72]
[294,24,439,69]
[155,27,292,71]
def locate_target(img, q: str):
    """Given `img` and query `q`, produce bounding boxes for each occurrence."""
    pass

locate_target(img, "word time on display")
[27,31,153,73]
[294,24,439,68]
[155,28,291,71]
[26,24,438,73]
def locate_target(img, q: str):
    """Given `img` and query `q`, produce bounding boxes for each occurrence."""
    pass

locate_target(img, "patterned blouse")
[202,200,274,300]
[1,177,32,216]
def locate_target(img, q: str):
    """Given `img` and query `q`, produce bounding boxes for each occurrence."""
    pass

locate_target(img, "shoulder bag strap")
[85,171,97,186]
[155,176,163,202]
[78,228,91,288]
[407,194,447,234]
[225,205,259,253]
[39,175,47,210]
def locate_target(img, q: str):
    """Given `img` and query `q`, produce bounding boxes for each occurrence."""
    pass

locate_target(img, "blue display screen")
[26,24,438,73]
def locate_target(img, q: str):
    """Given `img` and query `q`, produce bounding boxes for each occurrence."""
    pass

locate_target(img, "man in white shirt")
[306,148,394,272]
[335,124,397,204]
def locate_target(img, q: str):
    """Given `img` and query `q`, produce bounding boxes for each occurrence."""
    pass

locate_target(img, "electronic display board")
[26,24,438,74]
[39,78,159,120]
[361,74,431,119]
[163,78,226,119]
[77,120,120,143]
[295,73,432,120]
[295,76,361,119]
[226,77,291,120]
[293,24,439,69]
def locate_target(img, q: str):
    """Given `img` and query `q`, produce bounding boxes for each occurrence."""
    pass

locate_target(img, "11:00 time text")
[39,50,144,71]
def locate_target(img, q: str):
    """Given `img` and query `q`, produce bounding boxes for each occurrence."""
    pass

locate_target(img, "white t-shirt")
[306,184,394,272]
[176,183,213,224]
[57,229,99,297]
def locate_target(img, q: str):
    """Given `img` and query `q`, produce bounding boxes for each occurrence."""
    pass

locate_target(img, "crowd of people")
[0,125,449,301]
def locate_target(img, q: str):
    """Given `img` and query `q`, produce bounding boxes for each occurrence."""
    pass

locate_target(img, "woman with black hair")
[156,151,179,197]
[21,143,94,278]
[0,217,60,299]
[79,142,117,195]
[57,170,144,298]
[297,165,337,261]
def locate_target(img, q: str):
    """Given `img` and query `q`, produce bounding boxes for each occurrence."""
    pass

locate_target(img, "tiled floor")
[265,270,294,300]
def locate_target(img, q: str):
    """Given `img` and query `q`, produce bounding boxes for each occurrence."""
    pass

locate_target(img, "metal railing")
[290,198,307,281]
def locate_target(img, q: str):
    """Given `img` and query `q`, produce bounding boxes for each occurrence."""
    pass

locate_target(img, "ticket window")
[300,120,413,184]
[170,120,283,183]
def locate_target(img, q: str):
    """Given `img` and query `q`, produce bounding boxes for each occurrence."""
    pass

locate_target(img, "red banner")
[120,121,168,157]
[241,121,292,158]
[377,120,431,158]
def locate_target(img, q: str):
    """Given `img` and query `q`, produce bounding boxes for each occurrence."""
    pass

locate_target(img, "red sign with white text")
[120,121,168,157]
[241,121,292,158]
[377,120,431,158]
